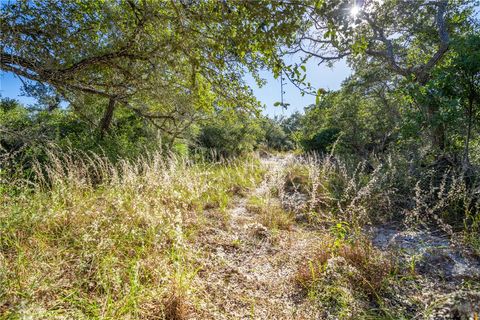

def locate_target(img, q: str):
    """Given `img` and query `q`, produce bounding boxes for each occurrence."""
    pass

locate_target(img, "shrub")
[262,117,295,151]
[0,99,162,181]
[280,153,480,252]
[301,128,341,154]
[295,235,397,319]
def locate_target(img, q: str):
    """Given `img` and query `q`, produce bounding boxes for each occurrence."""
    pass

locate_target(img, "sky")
[0,73,38,106]
[246,59,351,117]
[1,1,478,118]
[0,58,351,117]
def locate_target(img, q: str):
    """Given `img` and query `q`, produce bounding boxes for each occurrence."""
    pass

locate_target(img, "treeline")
[0,97,295,174]
[1,0,479,170]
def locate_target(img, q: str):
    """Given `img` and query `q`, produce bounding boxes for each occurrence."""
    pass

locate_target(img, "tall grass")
[280,153,479,245]
[2,149,478,318]
[0,150,264,319]
[281,153,480,318]
[279,154,406,230]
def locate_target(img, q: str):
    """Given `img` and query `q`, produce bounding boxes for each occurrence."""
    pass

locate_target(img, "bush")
[278,152,480,249]
[0,99,161,180]
[196,110,264,158]
[262,117,295,151]
[301,127,341,154]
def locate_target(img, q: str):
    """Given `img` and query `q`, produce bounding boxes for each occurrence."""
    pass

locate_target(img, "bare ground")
[192,155,321,319]
[190,154,480,319]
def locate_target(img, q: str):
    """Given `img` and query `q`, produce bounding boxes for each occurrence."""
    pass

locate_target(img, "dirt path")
[192,154,480,319]
[193,155,319,319]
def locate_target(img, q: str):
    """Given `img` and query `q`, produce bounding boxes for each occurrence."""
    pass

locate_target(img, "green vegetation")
[1,0,480,319]
[246,195,293,231]
[1,151,263,318]
[295,235,397,319]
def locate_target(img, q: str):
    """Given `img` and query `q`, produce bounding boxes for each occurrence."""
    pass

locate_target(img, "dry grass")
[295,235,397,318]
[2,150,479,318]
[246,195,293,231]
[161,285,189,320]
[278,154,479,250]
[295,236,395,295]
[280,153,480,318]
[0,150,264,319]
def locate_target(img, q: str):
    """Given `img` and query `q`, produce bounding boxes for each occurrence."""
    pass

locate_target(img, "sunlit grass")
[0,151,264,318]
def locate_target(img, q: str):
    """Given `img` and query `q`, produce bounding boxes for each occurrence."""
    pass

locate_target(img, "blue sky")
[246,59,351,117]
[0,72,38,105]
[0,59,351,117]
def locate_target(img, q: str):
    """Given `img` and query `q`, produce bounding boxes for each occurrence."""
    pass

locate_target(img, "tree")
[299,74,402,157]
[280,112,303,135]
[196,109,264,158]
[286,0,476,153]
[437,33,480,166]
[1,0,305,137]
[261,116,294,151]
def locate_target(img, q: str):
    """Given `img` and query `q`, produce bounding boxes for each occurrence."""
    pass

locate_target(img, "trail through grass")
[2,152,479,319]
[192,154,322,318]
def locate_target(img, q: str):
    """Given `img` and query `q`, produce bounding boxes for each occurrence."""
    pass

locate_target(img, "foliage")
[301,127,341,154]
[279,153,479,251]
[261,116,294,151]
[298,81,400,156]
[0,98,161,180]
[195,109,264,158]
[434,33,480,163]
[283,0,477,154]
[1,0,306,137]
[288,0,475,85]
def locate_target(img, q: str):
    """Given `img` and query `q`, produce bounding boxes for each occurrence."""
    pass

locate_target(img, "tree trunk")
[463,93,474,169]
[425,101,446,153]
[418,72,447,155]
[99,97,116,138]
[432,123,446,152]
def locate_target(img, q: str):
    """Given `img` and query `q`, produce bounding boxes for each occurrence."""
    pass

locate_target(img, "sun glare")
[350,5,360,17]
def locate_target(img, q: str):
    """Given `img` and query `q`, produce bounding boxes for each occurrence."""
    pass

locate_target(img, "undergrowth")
[0,150,264,319]
[280,154,480,251]
[280,153,480,318]
[2,150,479,318]
[295,232,400,319]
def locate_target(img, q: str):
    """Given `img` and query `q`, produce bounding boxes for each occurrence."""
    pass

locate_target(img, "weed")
[295,234,398,319]
[246,195,293,231]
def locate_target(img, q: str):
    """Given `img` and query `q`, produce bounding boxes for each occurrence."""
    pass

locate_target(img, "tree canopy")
[1,0,304,134]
